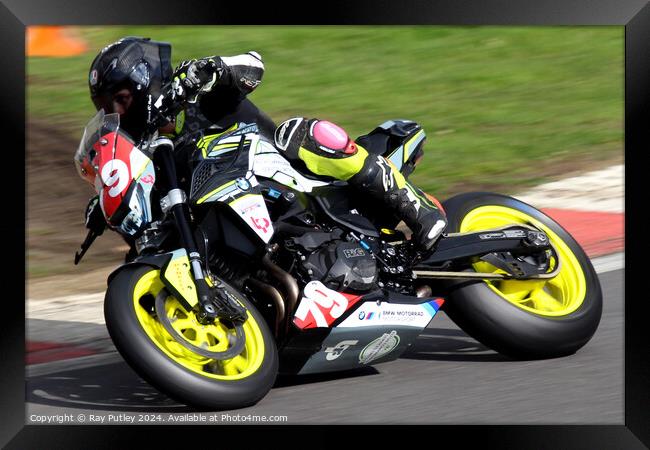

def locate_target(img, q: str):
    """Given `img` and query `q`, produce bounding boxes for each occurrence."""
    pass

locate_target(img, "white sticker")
[359,331,400,364]
[337,301,438,329]
[228,194,274,243]
[324,340,359,361]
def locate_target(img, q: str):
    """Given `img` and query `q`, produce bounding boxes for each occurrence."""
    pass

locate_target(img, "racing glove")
[172,58,220,103]
[172,51,264,102]
[84,195,106,235]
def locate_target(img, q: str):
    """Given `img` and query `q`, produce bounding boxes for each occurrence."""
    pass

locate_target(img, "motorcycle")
[73,89,602,410]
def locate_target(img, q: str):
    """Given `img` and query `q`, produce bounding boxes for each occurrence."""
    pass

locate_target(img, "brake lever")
[74,228,102,265]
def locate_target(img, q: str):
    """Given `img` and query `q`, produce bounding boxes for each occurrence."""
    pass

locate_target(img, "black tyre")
[104,265,278,410]
[440,192,603,359]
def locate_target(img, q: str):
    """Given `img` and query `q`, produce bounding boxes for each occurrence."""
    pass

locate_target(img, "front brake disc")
[154,289,246,360]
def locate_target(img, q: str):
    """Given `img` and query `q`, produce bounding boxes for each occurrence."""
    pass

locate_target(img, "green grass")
[28,26,623,195]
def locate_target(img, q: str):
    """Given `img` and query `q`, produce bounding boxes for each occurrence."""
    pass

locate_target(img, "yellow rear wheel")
[460,206,586,317]
[441,192,602,359]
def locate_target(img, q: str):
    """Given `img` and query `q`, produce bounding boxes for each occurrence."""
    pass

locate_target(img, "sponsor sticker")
[358,310,379,321]
[338,299,443,328]
[324,340,359,361]
[236,178,251,191]
[89,69,98,86]
[479,232,506,240]
[343,248,366,258]
[229,194,273,243]
[251,216,271,234]
[140,174,154,185]
[359,331,400,364]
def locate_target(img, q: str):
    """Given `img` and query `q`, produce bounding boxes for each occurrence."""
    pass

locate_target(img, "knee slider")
[309,120,358,156]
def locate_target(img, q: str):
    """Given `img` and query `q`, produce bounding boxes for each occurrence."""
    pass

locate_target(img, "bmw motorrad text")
[29,413,288,424]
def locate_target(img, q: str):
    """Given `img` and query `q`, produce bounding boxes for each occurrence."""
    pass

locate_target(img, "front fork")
[152,138,246,324]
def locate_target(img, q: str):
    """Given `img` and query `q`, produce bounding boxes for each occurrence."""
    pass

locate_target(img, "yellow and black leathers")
[171,51,276,139]
[172,52,264,102]
[168,52,276,187]
[274,117,448,251]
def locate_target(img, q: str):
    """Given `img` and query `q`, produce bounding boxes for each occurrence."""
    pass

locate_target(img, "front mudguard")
[107,248,199,312]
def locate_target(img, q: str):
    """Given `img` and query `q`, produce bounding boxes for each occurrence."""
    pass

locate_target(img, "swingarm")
[412,225,560,281]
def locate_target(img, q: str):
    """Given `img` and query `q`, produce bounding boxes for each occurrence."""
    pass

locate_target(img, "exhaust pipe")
[262,254,300,335]
[247,278,285,337]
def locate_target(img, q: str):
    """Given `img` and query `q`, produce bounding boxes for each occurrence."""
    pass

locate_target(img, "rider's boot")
[348,154,447,252]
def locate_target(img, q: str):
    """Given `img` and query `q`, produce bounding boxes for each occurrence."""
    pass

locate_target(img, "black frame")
[5,0,645,447]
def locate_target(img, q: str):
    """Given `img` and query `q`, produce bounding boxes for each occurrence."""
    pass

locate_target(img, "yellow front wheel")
[441,192,603,359]
[104,265,278,410]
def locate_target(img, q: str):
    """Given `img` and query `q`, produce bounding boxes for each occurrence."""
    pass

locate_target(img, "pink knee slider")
[311,120,358,155]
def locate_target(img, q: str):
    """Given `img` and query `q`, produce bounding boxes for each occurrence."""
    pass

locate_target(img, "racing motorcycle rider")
[81,36,447,255]
[82,36,276,248]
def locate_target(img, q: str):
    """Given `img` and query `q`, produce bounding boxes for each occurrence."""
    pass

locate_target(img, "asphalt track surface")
[25,259,623,426]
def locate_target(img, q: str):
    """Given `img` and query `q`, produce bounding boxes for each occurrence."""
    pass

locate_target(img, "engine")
[304,240,378,291]
[287,231,378,293]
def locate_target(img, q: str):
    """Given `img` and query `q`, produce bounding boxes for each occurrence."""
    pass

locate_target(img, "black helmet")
[88,37,172,139]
